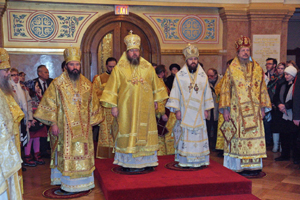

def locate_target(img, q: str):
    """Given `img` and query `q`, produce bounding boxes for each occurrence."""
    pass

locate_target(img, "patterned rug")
[165,161,207,171]
[42,186,91,199]
[112,166,155,175]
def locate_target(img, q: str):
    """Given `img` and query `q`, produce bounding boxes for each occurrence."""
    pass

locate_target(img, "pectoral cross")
[188,83,193,93]
[72,93,82,102]
[194,84,199,94]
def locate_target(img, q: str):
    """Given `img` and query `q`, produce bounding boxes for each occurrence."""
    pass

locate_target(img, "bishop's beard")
[187,62,198,73]
[67,67,81,81]
[127,55,140,66]
[238,57,250,66]
[0,76,14,96]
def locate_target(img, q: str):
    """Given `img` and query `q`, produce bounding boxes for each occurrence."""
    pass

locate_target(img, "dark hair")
[226,59,233,66]
[106,57,117,65]
[207,68,218,75]
[266,58,278,66]
[151,63,158,67]
[61,61,66,70]
[155,65,166,75]
[286,60,299,70]
[37,65,47,75]
[169,63,180,71]
[29,80,40,97]
[10,67,19,73]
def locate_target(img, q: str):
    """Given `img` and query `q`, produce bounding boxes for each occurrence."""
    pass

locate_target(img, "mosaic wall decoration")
[144,14,219,44]
[7,9,97,43]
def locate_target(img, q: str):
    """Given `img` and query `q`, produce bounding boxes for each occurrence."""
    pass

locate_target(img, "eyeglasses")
[207,75,215,78]
[11,74,19,77]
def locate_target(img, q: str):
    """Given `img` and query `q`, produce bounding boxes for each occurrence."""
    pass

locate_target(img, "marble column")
[219,5,294,73]
[0,1,6,48]
[248,7,294,64]
[219,7,249,73]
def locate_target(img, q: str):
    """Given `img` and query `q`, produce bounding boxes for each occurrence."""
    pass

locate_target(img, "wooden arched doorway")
[81,12,161,80]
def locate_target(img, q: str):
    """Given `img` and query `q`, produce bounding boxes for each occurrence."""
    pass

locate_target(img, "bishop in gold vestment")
[100,32,168,170]
[34,47,103,192]
[0,48,24,200]
[219,36,271,174]
[93,57,117,158]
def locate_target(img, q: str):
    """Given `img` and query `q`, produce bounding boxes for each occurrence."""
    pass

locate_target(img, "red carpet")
[95,155,252,200]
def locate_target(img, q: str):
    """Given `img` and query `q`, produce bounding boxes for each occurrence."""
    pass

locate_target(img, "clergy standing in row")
[166,44,214,168]
[100,31,168,172]
[0,48,24,200]
[93,57,117,159]
[219,36,271,176]
[34,47,103,192]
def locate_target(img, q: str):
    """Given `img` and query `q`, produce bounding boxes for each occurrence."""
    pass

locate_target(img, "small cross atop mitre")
[0,48,11,70]
[235,35,251,51]
[124,30,141,50]
[183,43,199,61]
[63,46,81,64]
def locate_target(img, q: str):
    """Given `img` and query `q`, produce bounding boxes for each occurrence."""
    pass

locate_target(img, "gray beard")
[0,77,14,96]
[238,57,250,66]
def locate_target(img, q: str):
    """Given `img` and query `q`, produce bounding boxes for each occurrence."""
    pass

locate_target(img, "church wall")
[2,1,223,80]
[1,1,298,80]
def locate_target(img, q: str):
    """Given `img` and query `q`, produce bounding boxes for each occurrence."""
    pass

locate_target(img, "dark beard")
[187,62,198,73]
[127,54,140,65]
[0,76,14,96]
[67,67,81,81]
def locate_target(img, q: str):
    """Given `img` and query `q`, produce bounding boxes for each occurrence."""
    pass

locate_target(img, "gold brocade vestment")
[156,78,175,156]
[93,73,115,158]
[4,92,24,195]
[1,90,23,200]
[100,52,168,158]
[34,71,103,178]
[219,57,271,161]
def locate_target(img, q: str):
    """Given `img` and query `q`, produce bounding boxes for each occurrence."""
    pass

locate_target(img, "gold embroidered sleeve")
[92,75,102,100]
[100,66,119,108]
[215,77,224,103]
[152,68,168,102]
[260,72,272,108]
[90,85,104,126]
[156,99,167,117]
[34,82,58,125]
[219,68,231,110]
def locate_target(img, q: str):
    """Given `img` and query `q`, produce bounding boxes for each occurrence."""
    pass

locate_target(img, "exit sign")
[115,5,129,15]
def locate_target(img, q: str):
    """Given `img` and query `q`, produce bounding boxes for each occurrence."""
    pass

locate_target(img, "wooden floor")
[23,149,300,200]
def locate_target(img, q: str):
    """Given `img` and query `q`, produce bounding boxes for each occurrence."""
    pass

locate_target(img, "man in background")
[93,57,117,159]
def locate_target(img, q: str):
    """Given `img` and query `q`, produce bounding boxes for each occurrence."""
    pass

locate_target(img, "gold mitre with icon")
[235,35,251,51]
[64,47,81,64]
[124,31,141,50]
[183,44,199,60]
[0,48,11,70]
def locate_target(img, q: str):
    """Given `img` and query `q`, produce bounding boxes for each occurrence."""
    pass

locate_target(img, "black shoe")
[40,153,51,158]
[145,167,154,171]
[275,156,290,161]
[217,152,224,157]
[121,167,131,172]
[293,160,300,164]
